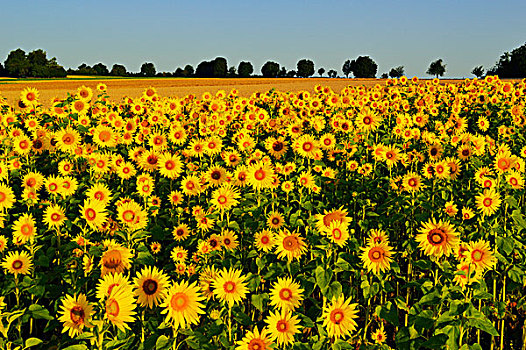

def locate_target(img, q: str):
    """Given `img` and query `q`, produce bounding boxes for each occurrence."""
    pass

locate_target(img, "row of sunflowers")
[0,76,525,349]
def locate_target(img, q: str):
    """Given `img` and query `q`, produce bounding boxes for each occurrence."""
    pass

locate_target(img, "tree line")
[1,43,526,79]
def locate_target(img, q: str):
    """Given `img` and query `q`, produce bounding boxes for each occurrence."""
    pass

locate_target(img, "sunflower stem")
[228,306,232,343]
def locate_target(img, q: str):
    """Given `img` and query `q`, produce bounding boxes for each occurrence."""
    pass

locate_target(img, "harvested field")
[0,77,467,107]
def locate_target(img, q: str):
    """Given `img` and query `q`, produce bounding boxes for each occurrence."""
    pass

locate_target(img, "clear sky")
[1,0,525,78]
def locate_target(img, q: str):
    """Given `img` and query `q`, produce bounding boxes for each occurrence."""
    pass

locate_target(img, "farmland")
[0,76,525,350]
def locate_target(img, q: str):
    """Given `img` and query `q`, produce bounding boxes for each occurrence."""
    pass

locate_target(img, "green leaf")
[24,338,43,348]
[156,335,171,350]
[465,305,498,336]
[137,251,155,265]
[414,310,435,331]
[251,293,269,312]
[62,345,88,350]
[414,260,432,270]
[508,266,524,284]
[315,266,332,293]
[378,301,399,326]
[28,304,53,320]
[326,281,342,300]
[420,334,449,349]
[511,209,526,230]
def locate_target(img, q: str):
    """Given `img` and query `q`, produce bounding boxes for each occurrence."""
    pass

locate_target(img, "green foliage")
[237,61,254,77]
[349,56,378,78]
[296,59,315,78]
[426,58,446,78]
[388,66,404,78]
[140,62,156,77]
[261,61,280,77]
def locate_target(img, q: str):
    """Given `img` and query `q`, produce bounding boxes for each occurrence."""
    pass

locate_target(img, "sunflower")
[355,109,381,134]
[220,229,239,250]
[86,183,112,206]
[1,250,33,276]
[254,230,276,252]
[314,207,351,232]
[157,152,183,179]
[58,294,94,337]
[161,280,205,330]
[321,215,349,243]
[465,240,496,272]
[402,171,424,193]
[236,327,274,350]
[212,267,248,307]
[275,229,308,262]
[382,145,402,169]
[100,242,133,276]
[246,161,275,191]
[265,136,288,159]
[116,199,148,231]
[366,229,390,245]
[96,272,134,300]
[475,189,502,217]
[453,262,482,289]
[434,160,450,179]
[199,266,219,299]
[12,213,37,245]
[76,85,93,101]
[173,223,191,241]
[105,284,137,332]
[416,218,459,258]
[20,87,39,106]
[294,134,319,159]
[79,199,107,231]
[210,184,240,213]
[43,204,66,229]
[265,310,300,347]
[55,126,81,153]
[270,277,304,312]
[444,201,458,217]
[267,211,285,230]
[134,266,170,309]
[0,183,16,212]
[22,172,44,191]
[171,247,188,263]
[360,242,393,274]
[506,171,524,189]
[371,324,387,344]
[461,207,475,220]
[0,235,7,252]
[322,294,359,340]
[181,175,203,196]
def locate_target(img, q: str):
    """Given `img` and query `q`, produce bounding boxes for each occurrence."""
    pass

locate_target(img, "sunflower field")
[0,76,525,350]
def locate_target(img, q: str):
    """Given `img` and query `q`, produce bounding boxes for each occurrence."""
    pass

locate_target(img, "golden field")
[0,77,469,107]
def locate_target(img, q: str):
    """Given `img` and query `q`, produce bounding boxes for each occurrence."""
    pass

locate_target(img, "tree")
[238,61,253,77]
[277,67,287,78]
[296,59,315,78]
[213,57,227,77]
[183,64,194,77]
[141,62,156,77]
[389,66,405,78]
[76,63,96,75]
[227,66,236,77]
[328,69,337,78]
[342,60,352,78]
[286,70,296,78]
[196,60,214,77]
[0,62,5,76]
[381,73,388,79]
[28,49,48,67]
[489,42,526,78]
[92,63,109,76]
[4,48,31,77]
[261,61,280,78]
[318,68,325,77]
[426,59,446,78]
[349,56,377,78]
[471,66,485,78]
[111,64,127,76]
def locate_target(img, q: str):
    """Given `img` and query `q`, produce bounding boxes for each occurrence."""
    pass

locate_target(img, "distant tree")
[0,62,5,76]
[389,66,405,78]
[183,64,194,77]
[76,63,96,75]
[328,69,337,78]
[141,62,156,77]
[277,67,287,78]
[286,70,296,78]
[426,59,446,78]
[318,68,325,77]
[196,60,214,77]
[238,61,254,77]
[342,60,352,78]
[471,65,485,78]
[110,64,127,76]
[381,73,388,79]
[28,49,48,67]
[174,67,184,77]
[297,59,315,78]
[227,66,237,77]
[261,61,280,77]
[4,49,31,77]
[92,63,109,76]
[349,56,377,78]
[489,43,526,78]
[213,57,228,77]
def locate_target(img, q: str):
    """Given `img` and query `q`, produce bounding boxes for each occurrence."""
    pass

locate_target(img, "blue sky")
[1,0,525,78]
